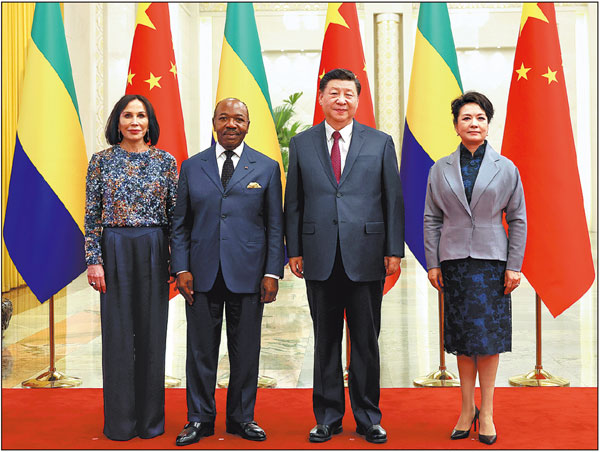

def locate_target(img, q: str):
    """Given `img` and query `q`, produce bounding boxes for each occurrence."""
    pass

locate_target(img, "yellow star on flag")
[145,72,162,90]
[516,62,531,80]
[319,69,325,80]
[169,61,177,78]
[542,66,558,84]
[127,70,135,85]
[324,3,349,32]
[136,3,156,30]
[519,3,548,35]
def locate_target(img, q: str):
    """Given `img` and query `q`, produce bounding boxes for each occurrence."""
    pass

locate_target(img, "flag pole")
[21,296,82,388]
[414,292,460,387]
[343,320,350,387]
[509,293,569,386]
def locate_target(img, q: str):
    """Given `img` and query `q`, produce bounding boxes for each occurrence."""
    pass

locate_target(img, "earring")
[144,130,150,143]
[118,130,123,142]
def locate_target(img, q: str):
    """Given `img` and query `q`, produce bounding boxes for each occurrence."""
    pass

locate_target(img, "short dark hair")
[105,94,160,146]
[319,68,361,95]
[451,91,494,124]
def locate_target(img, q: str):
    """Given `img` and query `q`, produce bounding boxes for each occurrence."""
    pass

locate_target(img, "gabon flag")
[125,3,188,170]
[215,3,285,192]
[314,3,399,294]
[4,3,87,302]
[400,3,462,270]
[501,3,594,317]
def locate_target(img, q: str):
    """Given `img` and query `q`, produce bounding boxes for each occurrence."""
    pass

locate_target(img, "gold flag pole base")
[217,373,277,389]
[165,375,181,388]
[509,368,570,387]
[413,368,460,387]
[21,370,82,389]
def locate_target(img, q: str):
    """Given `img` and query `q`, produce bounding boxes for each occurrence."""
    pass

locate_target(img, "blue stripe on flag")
[400,123,434,269]
[4,135,86,301]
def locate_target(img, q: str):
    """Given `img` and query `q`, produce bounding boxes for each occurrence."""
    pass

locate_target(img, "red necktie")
[331,131,341,183]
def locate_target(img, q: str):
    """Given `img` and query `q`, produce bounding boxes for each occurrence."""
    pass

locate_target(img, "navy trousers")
[185,269,264,423]
[100,227,169,440]
[305,245,384,429]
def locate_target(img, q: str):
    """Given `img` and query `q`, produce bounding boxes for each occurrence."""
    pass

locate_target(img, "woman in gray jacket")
[424,91,526,445]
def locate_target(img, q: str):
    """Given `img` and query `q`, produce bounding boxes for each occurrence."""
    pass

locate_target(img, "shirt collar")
[324,120,353,143]
[216,141,245,159]
[460,140,487,160]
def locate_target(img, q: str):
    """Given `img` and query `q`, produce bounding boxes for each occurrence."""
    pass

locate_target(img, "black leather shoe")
[356,424,387,444]
[479,433,497,445]
[175,422,214,446]
[225,420,266,441]
[309,422,343,443]
[451,406,480,440]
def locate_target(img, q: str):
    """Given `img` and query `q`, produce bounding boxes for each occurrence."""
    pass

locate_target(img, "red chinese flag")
[314,3,398,294]
[126,3,189,299]
[125,3,188,171]
[313,3,375,128]
[501,3,594,317]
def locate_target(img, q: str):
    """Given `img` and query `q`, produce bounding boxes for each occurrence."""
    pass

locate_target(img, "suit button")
[333,219,338,225]
[223,194,228,199]
[221,214,227,219]
[336,192,342,198]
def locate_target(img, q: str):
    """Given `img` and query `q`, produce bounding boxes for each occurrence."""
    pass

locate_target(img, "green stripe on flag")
[31,3,80,118]
[224,3,273,111]
[417,3,463,91]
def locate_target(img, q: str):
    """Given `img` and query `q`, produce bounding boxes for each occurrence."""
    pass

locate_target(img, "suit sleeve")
[264,161,285,278]
[284,137,304,257]
[170,160,192,275]
[423,167,443,269]
[505,165,527,271]
[382,135,405,257]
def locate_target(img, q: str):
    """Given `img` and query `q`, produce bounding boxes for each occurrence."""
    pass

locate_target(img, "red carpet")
[2,387,597,449]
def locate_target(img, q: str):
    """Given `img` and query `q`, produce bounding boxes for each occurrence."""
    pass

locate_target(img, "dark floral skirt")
[441,257,511,356]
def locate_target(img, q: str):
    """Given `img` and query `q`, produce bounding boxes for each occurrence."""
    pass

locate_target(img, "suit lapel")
[443,147,472,216]
[200,146,224,192]
[470,143,500,210]
[225,144,256,193]
[339,120,363,186]
[311,122,338,188]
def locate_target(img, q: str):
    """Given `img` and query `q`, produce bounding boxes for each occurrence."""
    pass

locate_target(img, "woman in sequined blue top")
[424,92,526,445]
[85,94,178,441]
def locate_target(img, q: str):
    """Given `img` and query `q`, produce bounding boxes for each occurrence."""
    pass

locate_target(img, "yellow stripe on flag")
[17,40,87,232]
[406,30,462,162]
[215,39,285,191]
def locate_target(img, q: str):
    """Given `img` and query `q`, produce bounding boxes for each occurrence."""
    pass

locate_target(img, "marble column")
[375,13,402,160]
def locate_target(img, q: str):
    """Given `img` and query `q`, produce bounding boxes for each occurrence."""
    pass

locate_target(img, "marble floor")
[2,238,597,390]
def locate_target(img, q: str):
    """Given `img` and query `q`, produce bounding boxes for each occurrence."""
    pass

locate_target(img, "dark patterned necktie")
[221,150,235,188]
[331,131,342,183]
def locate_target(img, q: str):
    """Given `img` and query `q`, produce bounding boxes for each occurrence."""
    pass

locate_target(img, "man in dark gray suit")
[285,69,405,444]
[171,98,284,445]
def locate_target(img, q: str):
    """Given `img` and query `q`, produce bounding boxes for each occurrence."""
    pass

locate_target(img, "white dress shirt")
[324,121,353,174]
[215,141,244,176]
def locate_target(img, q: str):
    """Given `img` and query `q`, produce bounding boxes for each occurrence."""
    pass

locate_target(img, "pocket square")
[247,182,262,189]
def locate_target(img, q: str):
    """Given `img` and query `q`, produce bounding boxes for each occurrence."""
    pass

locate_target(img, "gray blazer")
[424,143,526,271]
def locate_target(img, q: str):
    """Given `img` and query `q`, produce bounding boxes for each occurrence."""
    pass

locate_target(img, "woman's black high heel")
[450,406,479,440]
[478,433,497,445]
